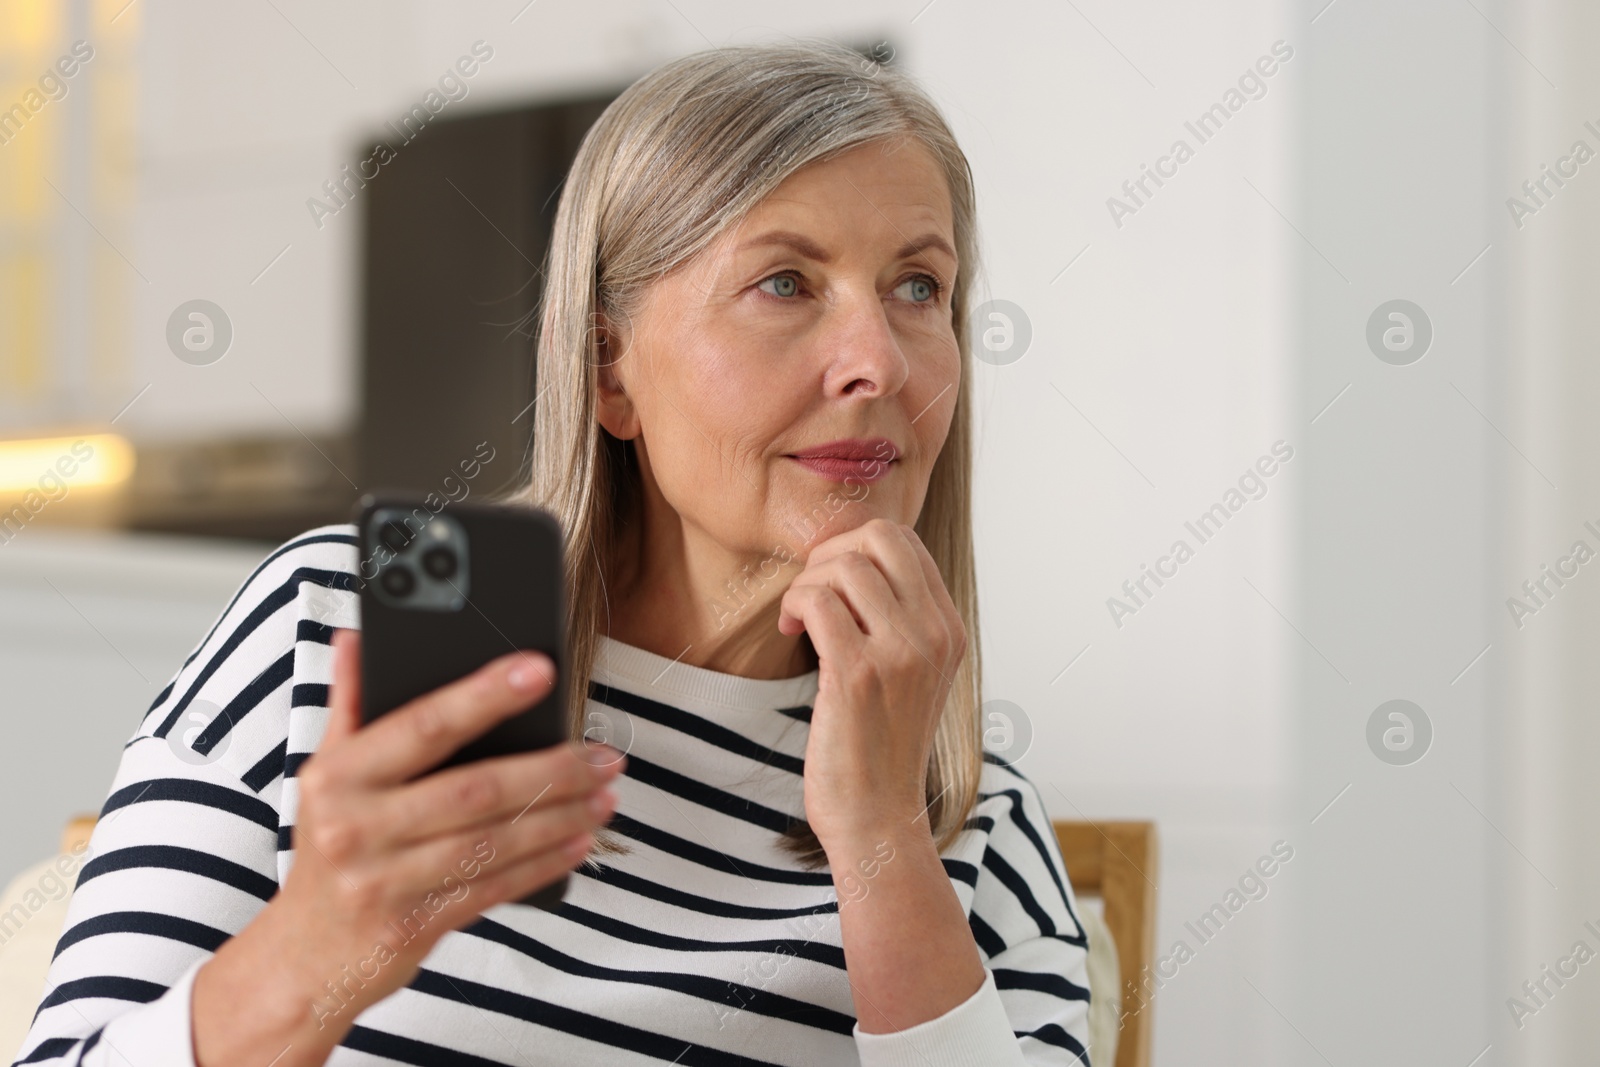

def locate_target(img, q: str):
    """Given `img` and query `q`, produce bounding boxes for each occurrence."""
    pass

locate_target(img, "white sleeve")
[853,968,1029,1066]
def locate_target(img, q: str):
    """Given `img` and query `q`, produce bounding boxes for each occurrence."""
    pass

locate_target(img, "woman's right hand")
[192,629,623,1067]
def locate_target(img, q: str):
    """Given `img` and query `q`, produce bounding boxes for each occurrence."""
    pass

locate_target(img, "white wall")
[945,3,1298,1062]
[1501,0,1600,1062]
[1282,2,1503,1064]
[0,530,268,872]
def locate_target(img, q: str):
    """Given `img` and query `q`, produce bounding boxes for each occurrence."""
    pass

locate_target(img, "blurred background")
[2,0,1597,1063]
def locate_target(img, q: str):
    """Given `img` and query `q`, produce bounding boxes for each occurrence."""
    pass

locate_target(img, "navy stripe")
[620,754,797,834]
[241,739,287,792]
[1016,1021,1091,1061]
[154,565,356,739]
[35,975,165,1012]
[982,849,1047,933]
[100,777,277,832]
[404,968,791,1066]
[984,845,1084,947]
[943,858,980,887]
[993,966,1091,1003]
[295,618,335,644]
[71,1026,103,1066]
[291,683,330,707]
[146,677,175,715]
[608,813,832,886]
[992,785,1088,940]
[339,1024,527,1067]
[15,1038,78,1064]
[188,650,293,757]
[51,911,229,961]
[579,863,839,922]
[463,916,857,1034]
[76,845,277,901]
[142,530,356,715]
[969,912,1007,958]
[554,903,848,970]
[589,681,805,775]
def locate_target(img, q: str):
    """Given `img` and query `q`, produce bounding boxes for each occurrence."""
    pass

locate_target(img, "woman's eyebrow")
[736,230,834,262]
[734,230,957,265]
[891,233,958,263]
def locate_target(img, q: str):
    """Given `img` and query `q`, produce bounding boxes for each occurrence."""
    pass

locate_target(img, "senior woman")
[16,41,1090,1067]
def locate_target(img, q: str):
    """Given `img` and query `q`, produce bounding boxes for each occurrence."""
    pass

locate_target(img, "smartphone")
[354,494,570,909]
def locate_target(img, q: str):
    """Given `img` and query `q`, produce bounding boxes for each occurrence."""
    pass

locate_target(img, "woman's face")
[597,137,961,565]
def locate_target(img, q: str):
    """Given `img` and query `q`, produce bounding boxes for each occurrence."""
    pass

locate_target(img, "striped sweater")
[13,526,1092,1066]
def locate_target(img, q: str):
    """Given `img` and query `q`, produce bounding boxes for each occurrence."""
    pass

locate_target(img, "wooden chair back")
[62,814,96,855]
[1055,820,1159,1067]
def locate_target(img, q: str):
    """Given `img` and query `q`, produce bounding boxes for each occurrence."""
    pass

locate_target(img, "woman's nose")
[822,294,910,399]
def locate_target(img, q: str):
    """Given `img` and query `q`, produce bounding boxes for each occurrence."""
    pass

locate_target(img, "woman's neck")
[603,500,816,681]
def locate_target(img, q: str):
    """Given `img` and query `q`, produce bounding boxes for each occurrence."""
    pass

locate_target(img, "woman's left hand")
[777,517,967,851]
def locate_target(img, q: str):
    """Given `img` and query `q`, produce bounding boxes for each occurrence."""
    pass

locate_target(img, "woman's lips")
[786,455,896,483]
[784,437,900,483]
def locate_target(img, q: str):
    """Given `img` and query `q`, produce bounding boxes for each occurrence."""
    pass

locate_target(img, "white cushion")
[1079,900,1121,1066]
[0,853,81,1063]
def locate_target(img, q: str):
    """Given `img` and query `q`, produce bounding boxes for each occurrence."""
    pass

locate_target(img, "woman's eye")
[758,273,800,298]
[895,275,941,304]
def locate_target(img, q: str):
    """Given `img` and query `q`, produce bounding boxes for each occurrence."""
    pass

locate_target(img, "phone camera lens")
[380,565,416,598]
[421,546,457,580]
[378,520,413,555]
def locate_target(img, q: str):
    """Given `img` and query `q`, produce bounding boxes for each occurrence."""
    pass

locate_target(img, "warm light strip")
[0,433,135,493]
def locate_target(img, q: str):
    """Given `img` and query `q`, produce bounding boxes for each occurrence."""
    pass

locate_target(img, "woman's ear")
[593,310,641,441]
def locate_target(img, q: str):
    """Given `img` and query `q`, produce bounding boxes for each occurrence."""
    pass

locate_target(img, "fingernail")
[587,788,616,819]
[508,654,551,690]
[580,743,621,767]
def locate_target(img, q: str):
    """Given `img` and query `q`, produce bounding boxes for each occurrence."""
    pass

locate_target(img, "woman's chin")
[770,502,894,548]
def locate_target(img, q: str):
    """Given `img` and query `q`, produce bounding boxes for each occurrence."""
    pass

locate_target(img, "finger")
[896,523,943,595]
[785,552,900,638]
[811,550,958,681]
[379,742,625,846]
[856,519,934,607]
[803,518,929,607]
[347,650,558,787]
[321,629,364,749]
[779,563,870,635]
[474,829,596,911]
[395,791,609,890]
[779,584,866,659]
[356,828,592,957]
[897,525,965,654]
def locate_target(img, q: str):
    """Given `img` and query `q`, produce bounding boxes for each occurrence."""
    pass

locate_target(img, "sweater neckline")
[593,634,819,711]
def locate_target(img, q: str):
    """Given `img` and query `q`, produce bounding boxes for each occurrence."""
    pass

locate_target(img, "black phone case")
[354,494,570,910]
